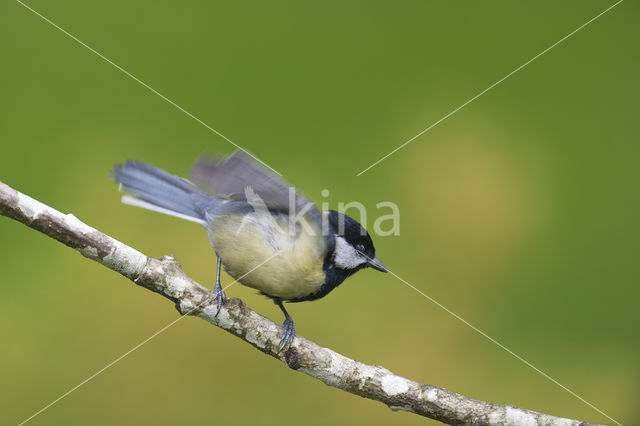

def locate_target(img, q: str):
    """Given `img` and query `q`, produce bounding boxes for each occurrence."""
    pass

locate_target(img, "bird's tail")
[111,161,214,225]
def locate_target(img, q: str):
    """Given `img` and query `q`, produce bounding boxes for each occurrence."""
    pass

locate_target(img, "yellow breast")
[208,213,327,300]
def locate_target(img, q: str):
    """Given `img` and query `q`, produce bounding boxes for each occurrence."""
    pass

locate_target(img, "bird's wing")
[190,150,322,223]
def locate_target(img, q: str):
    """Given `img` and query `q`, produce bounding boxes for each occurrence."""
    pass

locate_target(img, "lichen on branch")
[0,181,599,426]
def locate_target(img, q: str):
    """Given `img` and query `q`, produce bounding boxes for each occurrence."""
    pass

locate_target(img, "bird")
[111,151,387,353]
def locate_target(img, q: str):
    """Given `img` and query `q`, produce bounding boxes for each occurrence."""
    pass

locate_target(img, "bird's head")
[327,210,387,274]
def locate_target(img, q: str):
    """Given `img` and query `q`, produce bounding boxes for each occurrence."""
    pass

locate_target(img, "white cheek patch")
[333,236,367,269]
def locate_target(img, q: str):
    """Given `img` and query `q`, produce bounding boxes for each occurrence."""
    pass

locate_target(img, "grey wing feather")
[190,151,322,223]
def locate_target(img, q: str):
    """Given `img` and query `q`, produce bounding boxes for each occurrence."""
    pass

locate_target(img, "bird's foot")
[211,280,226,317]
[278,316,295,354]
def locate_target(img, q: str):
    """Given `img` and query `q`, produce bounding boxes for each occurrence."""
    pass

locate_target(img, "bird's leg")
[276,300,295,354]
[212,255,226,316]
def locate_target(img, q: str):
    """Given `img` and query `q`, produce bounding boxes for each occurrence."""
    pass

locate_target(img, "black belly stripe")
[285,257,362,303]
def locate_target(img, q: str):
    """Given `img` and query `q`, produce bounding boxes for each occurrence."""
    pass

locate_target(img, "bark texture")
[0,180,600,426]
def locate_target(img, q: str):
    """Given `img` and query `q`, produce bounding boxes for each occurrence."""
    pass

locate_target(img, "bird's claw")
[278,316,295,354]
[211,281,226,317]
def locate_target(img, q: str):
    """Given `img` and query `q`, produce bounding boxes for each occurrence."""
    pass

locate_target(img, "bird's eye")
[355,244,365,252]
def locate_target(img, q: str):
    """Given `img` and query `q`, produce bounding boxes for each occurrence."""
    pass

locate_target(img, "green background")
[1,1,638,424]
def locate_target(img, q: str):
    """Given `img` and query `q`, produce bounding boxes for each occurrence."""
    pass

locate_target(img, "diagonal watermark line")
[15,0,282,176]
[17,312,186,426]
[356,0,624,176]
[354,249,620,424]
[385,267,622,425]
[17,251,281,426]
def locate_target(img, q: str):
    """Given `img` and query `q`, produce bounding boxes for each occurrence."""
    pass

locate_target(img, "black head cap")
[327,210,386,272]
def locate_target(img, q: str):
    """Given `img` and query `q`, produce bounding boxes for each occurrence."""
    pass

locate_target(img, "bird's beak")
[368,257,387,273]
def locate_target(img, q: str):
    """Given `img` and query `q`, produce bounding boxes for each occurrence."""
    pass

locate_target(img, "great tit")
[111,151,387,352]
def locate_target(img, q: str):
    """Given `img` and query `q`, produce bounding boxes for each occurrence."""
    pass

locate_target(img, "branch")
[0,180,599,426]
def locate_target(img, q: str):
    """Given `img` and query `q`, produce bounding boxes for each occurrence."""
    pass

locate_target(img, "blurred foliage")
[1,0,638,424]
